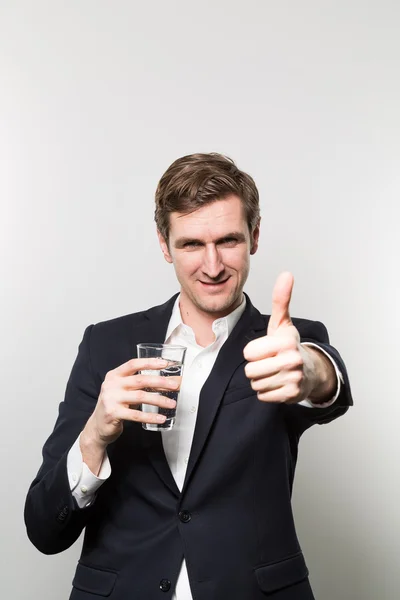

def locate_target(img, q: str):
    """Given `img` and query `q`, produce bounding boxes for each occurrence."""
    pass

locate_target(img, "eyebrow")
[174,232,247,248]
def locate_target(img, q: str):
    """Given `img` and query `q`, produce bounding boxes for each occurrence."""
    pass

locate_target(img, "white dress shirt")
[67,294,343,599]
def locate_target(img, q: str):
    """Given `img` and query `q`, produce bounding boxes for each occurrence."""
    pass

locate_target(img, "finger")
[120,391,177,409]
[118,406,168,425]
[113,357,169,377]
[250,373,284,393]
[267,271,294,336]
[243,334,295,362]
[256,386,298,404]
[244,350,302,379]
[122,374,181,392]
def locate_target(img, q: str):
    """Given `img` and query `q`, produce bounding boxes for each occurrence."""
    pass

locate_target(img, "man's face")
[158,195,260,317]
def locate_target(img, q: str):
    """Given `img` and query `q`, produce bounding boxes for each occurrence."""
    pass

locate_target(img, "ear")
[250,218,261,255]
[157,230,173,264]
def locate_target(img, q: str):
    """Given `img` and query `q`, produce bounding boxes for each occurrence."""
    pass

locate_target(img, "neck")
[178,291,243,347]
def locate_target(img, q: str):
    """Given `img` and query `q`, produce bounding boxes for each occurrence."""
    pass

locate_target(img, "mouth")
[199,277,230,291]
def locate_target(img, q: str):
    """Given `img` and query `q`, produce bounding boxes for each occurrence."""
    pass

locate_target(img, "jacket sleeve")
[283,320,353,436]
[24,325,101,555]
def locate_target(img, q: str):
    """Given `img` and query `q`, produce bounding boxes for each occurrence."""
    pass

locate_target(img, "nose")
[201,244,225,280]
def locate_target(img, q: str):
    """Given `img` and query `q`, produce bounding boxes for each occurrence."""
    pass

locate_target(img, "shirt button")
[184,457,189,465]
[71,473,77,483]
[159,579,171,592]
[80,486,88,494]
[178,510,192,523]
[190,406,197,413]
[197,362,202,368]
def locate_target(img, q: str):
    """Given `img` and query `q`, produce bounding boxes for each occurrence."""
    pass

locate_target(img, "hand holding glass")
[137,343,186,431]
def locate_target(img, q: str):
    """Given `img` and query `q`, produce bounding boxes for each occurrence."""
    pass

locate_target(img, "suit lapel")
[133,292,268,499]
[181,294,267,495]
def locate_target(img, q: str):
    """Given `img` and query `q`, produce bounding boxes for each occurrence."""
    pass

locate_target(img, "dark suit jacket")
[25,292,353,600]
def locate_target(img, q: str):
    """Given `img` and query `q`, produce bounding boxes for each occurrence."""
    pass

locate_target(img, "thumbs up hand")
[243,272,317,404]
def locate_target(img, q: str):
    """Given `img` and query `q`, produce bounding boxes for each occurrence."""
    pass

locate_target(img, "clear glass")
[137,343,187,431]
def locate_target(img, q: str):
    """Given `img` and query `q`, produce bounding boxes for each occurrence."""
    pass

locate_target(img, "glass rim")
[136,343,187,351]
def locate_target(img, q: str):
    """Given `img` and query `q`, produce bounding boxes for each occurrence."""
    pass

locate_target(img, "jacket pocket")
[222,386,256,406]
[72,563,118,597]
[254,552,309,593]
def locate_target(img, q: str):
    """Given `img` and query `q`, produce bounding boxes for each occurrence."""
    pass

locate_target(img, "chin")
[196,292,238,314]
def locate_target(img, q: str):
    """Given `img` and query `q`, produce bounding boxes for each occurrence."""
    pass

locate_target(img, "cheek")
[223,248,249,269]
[175,254,200,275]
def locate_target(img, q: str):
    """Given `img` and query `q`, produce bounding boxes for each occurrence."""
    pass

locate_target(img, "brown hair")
[154,152,260,243]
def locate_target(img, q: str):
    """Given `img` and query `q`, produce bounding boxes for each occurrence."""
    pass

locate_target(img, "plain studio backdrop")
[1,1,399,598]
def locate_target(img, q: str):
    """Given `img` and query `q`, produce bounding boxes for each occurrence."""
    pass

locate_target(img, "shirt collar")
[165,293,247,341]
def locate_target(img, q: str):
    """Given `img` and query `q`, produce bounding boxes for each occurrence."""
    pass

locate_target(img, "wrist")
[305,346,336,404]
[81,418,108,451]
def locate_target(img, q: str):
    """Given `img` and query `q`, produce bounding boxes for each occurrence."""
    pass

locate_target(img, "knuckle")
[287,337,298,350]
[135,389,145,402]
[100,389,111,405]
[129,358,139,371]
[287,351,303,369]
[289,383,300,397]
[134,375,144,389]
[104,370,116,382]
[103,404,116,421]
[102,377,116,393]
[291,370,302,384]
[250,379,258,391]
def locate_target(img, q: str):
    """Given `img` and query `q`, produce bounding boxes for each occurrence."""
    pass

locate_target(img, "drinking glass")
[137,343,186,431]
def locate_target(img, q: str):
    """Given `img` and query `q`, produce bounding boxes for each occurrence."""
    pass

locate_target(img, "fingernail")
[156,415,166,422]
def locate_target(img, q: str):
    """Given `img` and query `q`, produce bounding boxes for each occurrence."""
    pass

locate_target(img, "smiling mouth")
[199,278,230,286]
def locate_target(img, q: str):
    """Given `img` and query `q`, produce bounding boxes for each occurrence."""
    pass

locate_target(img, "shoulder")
[92,309,147,336]
[87,293,175,344]
[289,316,329,343]
[81,301,165,375]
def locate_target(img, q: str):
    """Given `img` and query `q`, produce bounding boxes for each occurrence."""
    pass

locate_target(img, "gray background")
[1,1,399,598]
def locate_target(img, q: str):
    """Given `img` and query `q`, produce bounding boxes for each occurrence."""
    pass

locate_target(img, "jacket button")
[159,579,171,592]
[57,506,69,522]
[178,510,191,523]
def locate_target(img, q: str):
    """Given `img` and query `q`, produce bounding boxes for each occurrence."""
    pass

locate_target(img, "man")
[25,153,353,600]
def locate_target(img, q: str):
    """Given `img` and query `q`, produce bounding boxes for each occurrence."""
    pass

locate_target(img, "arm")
[299,342,344,407]
[67,433,111,508]
[285,320,353,433]
[24,325,100,554]
[24,325,180,554]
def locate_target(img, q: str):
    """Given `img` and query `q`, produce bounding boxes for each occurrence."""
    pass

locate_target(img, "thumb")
[267,271,294,336]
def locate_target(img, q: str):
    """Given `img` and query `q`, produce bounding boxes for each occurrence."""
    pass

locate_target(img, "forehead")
[169,195,247,239]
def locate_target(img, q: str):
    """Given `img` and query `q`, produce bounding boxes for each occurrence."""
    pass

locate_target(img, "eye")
[184,241,201,248]
[219,237,237,245]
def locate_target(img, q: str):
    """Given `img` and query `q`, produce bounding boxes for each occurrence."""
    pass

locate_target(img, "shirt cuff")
[299,342,344,408]
[66,433,111,509]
